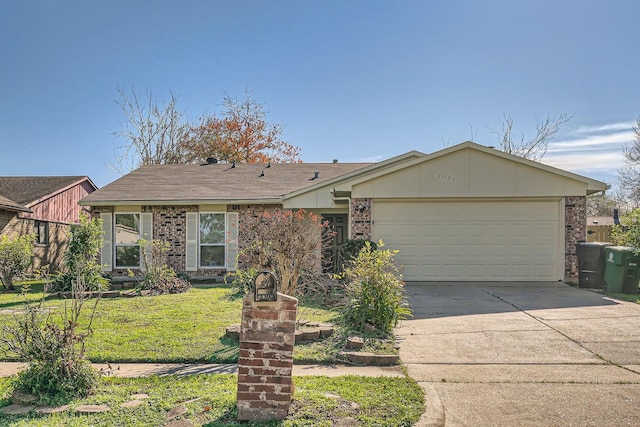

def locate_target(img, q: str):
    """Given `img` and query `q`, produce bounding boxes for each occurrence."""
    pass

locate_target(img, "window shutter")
[101,212,112,272]
[226,212,239,271]
[186,212,198,272]
[140,212,153,272]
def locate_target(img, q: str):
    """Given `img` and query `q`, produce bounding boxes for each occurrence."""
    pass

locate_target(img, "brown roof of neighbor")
[81,162,372,205]
[0,176,96,206]
[0,194,31,212]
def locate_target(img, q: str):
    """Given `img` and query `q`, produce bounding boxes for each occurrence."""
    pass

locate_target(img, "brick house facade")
[81,142,603,283]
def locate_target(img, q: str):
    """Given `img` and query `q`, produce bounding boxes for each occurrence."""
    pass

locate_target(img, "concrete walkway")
[398,282,640,427]
[0,362,404,378]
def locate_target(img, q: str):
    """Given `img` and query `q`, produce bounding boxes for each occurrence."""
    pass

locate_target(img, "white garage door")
[372,200,562,281]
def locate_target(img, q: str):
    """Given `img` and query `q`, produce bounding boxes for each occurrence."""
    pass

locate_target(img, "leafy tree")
[490,113,573,161]
[611,209,640,250]
[109,88,302,174]
[237,208,333,296]
[182,90,302,164]
[618,116,640,206]
[0,234,34,291]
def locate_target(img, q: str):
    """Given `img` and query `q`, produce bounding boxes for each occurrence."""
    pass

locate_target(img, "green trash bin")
[603,246,640,294]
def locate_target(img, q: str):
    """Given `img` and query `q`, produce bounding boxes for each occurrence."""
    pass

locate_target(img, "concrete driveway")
[396,282,640,427]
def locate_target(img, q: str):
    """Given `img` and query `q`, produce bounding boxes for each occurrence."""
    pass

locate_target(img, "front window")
[200,213,225,267]
[115,213,141,268]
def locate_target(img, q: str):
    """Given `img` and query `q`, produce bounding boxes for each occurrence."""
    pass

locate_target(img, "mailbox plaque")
[254,271,278,302]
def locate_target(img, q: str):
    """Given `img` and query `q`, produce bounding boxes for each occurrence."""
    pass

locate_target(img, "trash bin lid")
[604,246,638,265]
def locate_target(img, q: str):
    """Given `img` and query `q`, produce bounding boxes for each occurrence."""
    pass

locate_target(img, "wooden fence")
[586,225,613,243]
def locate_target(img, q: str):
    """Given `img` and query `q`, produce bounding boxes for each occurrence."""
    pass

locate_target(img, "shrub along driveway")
[397,282,640,427]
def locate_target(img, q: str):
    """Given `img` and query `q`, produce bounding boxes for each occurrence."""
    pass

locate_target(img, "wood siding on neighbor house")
[21,180,94,223]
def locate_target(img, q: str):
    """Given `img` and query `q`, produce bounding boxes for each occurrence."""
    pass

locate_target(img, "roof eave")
[80,198,284,207]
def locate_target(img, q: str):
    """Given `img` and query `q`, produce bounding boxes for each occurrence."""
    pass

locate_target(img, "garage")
[285,141,607,283]
[372,199,562,281]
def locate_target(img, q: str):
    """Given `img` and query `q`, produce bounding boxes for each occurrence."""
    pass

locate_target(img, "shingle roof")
[0,194,30,212]
[81,162,371,205]
[0,176,92,206]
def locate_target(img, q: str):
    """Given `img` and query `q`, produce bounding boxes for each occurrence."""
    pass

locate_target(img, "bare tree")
[618,116,640,207]
[108,87,191,175]
[489,113,574,161]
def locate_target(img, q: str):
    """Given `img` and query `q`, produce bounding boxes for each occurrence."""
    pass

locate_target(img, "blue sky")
[1,0,638,188]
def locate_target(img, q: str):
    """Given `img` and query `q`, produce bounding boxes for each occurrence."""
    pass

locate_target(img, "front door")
[322,214,348,274]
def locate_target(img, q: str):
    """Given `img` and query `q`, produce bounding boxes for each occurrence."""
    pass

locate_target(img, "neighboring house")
[0,176,98,274]
[80,142,607,284]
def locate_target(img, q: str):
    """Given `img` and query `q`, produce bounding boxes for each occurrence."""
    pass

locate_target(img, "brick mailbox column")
[236,292,298,421]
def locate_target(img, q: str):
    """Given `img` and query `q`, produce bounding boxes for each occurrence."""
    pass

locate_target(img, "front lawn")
[0,374,424,426]
[0,286,345,364]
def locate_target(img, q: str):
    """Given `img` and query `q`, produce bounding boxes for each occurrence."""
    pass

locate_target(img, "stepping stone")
[225,324,240,340]
[301,327,321,341]
[120,400,146,408]
[1,404,34,415]
[334,417,359,426]
[130,393,149,400]
[341,351,375,365]
[11,390,38,405]
[35,404,70,414]
[319,326,334,338]
[166,420,195,427]
[345,336,365,350]
[75,404,110,414]
[374,354,399,366]
[167,405,188,420]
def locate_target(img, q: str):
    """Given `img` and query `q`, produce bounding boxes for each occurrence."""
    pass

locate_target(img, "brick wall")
[350,198,372,240]
[237,292,297,421]
[565,196,587,284]
[0,213,69,274]
[150,205,196,273]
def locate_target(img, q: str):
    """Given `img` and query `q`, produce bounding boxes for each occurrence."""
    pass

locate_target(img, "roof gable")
[349,141,607,198]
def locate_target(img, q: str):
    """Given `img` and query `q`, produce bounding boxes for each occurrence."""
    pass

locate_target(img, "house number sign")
[254,271,278,302]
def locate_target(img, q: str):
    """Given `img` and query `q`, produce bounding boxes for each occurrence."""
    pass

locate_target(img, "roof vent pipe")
[231,161,236,168]
[313,171,320,180]
[206,157,218,164]
[266,161,271,168]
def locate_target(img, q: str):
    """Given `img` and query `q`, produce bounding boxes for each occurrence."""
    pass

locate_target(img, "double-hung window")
[199,213,226,267]
[114,213,141,268]
[185,211,238,272]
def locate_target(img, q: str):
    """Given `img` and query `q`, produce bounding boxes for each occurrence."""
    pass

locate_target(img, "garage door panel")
[372,200,561,281]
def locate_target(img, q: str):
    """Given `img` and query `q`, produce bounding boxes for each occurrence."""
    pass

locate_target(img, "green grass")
[0,286,344,364]
[0,374,424,426]
[590,289,640,303]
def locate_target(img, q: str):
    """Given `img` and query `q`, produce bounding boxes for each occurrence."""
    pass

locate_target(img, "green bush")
[339,240,411,333]
[50,214,108,292]
[136,239,192,294]
[1,276,100,403]
[611,209,640,251]
[340,239,378,263]
[0,234,34,291]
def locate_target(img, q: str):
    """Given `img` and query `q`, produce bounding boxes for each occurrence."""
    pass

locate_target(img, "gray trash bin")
[576,242,609,289]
